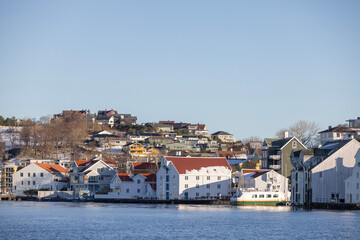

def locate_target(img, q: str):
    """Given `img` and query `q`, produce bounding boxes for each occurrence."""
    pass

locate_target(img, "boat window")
[259,194,265,198]
[273,194,278,198]
[252,194,257,198]
[267,194,272,198]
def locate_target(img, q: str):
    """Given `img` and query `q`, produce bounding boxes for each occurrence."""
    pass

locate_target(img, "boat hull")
[230,200,285,206]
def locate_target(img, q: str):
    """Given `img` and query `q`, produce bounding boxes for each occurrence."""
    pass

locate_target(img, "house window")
[259,194,265,198]
[166,184,169,191]
[292,141,297,149]
[207,184,210,189]
[20,173,23,177]
[40,173,44,177]
[206,192,210,197]
[357,183,359,190]
[252,194,257,198]
[196,176,200,180]
[196,193,199,197]
[185,176,188,180]
[173,184,176,189]
[160,176,163,180]
[21,181,23,185]
[28,173,30,177]
[185,184,188,188]
[218,176,221,180]
[160,184,163,189]
[207,176,210,180]
[357,172,359,179]
[196,184,199,188]
[137,189,140,193]
[137,180,141,184]
[33,181,35,185]
[126,188,129,193]
[14,186,16,190]
[166,175,169,182]
[33,173,36,177]
[319,172,322,178]
[28,181,30,185]
[217,184,221,189]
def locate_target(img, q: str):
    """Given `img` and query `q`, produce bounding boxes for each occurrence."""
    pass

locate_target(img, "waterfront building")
[291,139,360,205]
[261,135,307,177]
[12,163,69,195]
[96,173,156,199]
[345,149,360,203]
[69,160,117,197]
[0,161,19,194]
[156,156,232,200]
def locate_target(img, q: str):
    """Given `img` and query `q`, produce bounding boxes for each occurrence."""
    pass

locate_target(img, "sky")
[0,1,359,140]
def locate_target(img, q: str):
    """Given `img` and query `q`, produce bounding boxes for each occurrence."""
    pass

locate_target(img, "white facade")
[12,163,68,195]
[311,140,360,203]
[345,150,360,203]
[156,157,232,200]
[240,170,289,194]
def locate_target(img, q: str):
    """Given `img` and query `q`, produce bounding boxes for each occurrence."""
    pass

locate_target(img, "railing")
[269,155,281,160]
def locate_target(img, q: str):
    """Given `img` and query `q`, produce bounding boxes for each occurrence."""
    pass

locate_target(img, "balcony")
[269,155,281,160]
[269,165,281,170]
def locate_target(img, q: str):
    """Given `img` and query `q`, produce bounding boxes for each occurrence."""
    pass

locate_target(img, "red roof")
[132,162,157,171]
[117,173,133,182]
[75,160,91,166]
[164,157,230,174]
[104,160,117,168]
[34,163,68,174]
[141,173,156,182]
[242,169,268,174]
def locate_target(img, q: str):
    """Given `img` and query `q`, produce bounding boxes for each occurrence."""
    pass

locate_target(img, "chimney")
[328,126,332,130]
[284,131,289,138]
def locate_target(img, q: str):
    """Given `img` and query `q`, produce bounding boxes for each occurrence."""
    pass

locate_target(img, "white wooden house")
[12,163,69,195]
[156,156,232,200]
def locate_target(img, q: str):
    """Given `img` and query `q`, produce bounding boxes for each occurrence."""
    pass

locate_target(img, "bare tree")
[275,120,320,147]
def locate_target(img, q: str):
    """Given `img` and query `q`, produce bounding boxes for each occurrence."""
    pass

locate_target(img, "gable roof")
[164,157,230,174]
[212,131,232,136]
[117,173,133,182]
[34,163,68,174]
[132,162,157,171]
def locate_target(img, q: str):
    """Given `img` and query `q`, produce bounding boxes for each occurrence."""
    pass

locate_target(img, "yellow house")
[128,143,159,156]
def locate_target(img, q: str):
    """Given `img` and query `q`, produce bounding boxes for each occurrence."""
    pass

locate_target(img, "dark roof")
[212,131,232,136]
[319,126,360,133]
[271,138,293,148]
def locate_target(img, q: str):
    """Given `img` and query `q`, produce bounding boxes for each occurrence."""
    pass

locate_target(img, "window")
[28,181,30,185]
[217,184,221,189]
[217,176,221,180]
[206,192,210,197]
[207,176,210,180]
[166,175,169,182]
[319,172,322,178]
[33,181,35,185]
[21,181,23,185]
[173,184,176,189]
[267,194,272,198]
[357,172,359,179]
[14,186,16,190]
[166,184,169,191]
[20,173,23,177]
[196,193,199,197]
[137,180,141,184]
[357,183,359,190]
[185,176,188,180]
[273,194,279,198]
[33,173,36,177]
[207,184,210,189]
[40,173,44,177]
[137,189,140,193]
[252,194,257,198]
[347,182,351,189]
[196,176,200,180]
[28,173,30,177]
[160,176,163,180]
[292,141,297,149]
[185,184,188,189]
[196,184,199,188]
[259,194,264,198]
[160,184,163,189]
[126,188,129,193]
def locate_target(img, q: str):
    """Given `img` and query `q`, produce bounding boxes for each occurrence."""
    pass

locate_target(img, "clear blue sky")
[0,1,359,140]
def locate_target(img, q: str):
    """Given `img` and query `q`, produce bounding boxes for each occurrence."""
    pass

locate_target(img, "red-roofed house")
[157,156,232,200]
[95,173,156,199]
[12,163,69,195]
[131,162,158,174]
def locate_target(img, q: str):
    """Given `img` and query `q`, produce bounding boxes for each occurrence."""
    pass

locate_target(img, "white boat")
[230,188,289,206]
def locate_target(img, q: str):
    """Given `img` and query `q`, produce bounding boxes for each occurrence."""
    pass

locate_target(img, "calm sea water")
[1,202,359,240]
